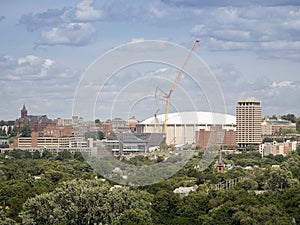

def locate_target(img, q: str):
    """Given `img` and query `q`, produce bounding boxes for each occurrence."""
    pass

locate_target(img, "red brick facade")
[196,128,236,150]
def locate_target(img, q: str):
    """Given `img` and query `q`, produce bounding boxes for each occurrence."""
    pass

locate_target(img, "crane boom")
[164,40,200,143]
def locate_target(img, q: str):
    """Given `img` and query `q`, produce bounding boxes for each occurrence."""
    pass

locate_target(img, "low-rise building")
[54,116,82,126]
[0,136,9,148]
[106,132,147,155]
[195,126,236,150]
[12,132,88,149]
[260,140,297,157]
[262,119,296,135]
[110,117,138,133]
[43,125,74,137]
[173,185,198,197]
[105,132,164,155]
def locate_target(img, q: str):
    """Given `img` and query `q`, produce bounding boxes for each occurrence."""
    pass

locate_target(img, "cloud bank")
[17,0,300,62]
[0,54,80,119]
[19,0,101,46]
[212,64,300,116]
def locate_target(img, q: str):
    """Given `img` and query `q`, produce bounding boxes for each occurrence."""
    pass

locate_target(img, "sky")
[0,0,300,121]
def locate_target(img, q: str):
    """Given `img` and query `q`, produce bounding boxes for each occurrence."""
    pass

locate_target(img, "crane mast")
[163,40,200,143]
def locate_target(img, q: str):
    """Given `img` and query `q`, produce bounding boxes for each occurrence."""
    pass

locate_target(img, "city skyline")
[1,0,300,120]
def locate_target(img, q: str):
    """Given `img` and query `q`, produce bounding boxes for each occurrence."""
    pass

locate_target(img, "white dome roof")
[141,111,236,125]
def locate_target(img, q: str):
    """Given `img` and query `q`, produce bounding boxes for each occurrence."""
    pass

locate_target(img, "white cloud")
[38,23,96,46]
[130,38,145,43]
[260,41,300,50]
[0,54,81,119]
[1,55,76,80]
[190,5,300,60]
[147,3,169,19]
[18,55,42,65]
[212,64,300,115]
[43,59,55,69]
[161,0,300,7]
[4,74,21,81]
[0,53,299,119]
[156,68,169,73]
[191,24,206,36]
[19,0,104,31]
[75,0,103,21]
[19,8,69,31]
[206,38,250,50]
[0,55,16,67]
[19,0,102,46]
[17,0,300,53]
[272,81,295,88]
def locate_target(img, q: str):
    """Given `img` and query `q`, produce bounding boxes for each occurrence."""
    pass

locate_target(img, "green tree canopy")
[266,168,292,190]
[56,149,72,161]
[113,209,152,225]
[281,114,297,123]
[20,125,31,137]
[41,150,52,159]
[85,131,104,140]
[297,120,300,132]
[98,130,104,140]
[0,210,17,225]
[20,180,152,225]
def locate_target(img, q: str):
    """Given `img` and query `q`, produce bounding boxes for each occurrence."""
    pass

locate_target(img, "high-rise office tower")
[236,100,262,148]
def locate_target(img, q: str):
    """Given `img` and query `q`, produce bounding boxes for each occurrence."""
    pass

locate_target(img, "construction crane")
[159,40,200,144]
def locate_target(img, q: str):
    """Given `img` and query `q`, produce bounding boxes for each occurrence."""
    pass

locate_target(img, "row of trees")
[2,149,86,161]
[0,147,299,224]
[2,177,298,224]
[0,121,14,126]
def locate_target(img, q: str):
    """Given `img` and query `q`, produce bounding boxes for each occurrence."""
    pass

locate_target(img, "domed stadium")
[138,111,236,145]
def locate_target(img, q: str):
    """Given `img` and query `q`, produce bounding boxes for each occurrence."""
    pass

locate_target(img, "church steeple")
[21,104,28,118]
[217,147,225,173]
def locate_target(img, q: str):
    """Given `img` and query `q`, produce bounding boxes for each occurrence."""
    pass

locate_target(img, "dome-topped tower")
[21,104,28,118]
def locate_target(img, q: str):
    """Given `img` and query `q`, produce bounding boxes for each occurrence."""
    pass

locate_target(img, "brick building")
[261,119,296,135]
[195,126,236,150]
[15,105,53,135]
[12,132,87,149]
[43,124,74,137]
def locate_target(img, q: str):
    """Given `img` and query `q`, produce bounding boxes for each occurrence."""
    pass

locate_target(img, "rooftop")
[141,111,236,125]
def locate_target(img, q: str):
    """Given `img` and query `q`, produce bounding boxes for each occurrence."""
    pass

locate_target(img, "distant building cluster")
[260,140,297,157]
[6,105,141,154]
[261,118,296,135]
[234,100,298,156]
[0,101,299,157]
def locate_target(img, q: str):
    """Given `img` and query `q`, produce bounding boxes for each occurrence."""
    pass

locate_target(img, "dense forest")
[0,147,300,224]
